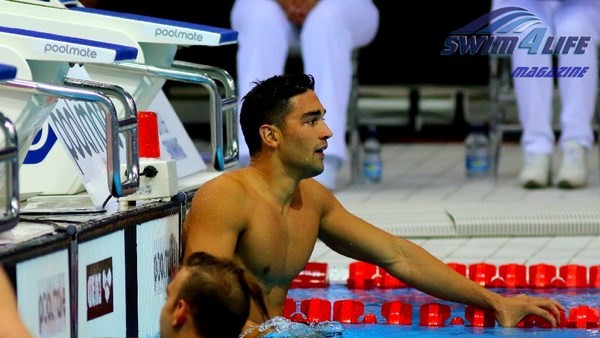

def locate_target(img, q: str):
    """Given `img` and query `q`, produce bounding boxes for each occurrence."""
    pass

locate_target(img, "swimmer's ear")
[259,124,281,149]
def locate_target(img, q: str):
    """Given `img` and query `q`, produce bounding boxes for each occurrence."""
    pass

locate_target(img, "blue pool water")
[273,285,600,337]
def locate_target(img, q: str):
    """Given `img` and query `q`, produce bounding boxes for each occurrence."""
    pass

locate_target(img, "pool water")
[275,285,600,337]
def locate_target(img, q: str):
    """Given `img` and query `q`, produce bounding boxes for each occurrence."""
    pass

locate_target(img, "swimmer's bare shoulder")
[182,170,252,260]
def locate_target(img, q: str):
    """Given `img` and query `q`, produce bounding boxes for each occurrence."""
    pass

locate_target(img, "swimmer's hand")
[493,294,565,327]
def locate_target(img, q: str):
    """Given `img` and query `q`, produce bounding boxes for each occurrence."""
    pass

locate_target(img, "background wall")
[95,0,492,86]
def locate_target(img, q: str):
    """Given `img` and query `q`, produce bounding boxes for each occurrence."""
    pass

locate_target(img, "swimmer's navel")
[263,266,271,275]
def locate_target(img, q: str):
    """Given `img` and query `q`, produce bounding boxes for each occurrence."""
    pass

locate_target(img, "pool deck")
[312,142,600,283]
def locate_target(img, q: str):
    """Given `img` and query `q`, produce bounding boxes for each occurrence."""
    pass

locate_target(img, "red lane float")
[468,263,496,287]
[290,262,328,288]
[590,265,600,288]
[300,298,331,323]
[560,264,588,288]
[567,305,599,329]
[499,263,527,288]
[465,305,496,327]
[381,301,412,325]
[347,261,380,289]
[283,298,296,319]
[333,299,364,324]
[419,303,451,327]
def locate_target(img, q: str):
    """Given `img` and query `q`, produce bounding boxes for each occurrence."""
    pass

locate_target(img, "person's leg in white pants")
[492,0,555,187]
[231,0,294,166]
[553,0,600,187]
[555,0,599,150]
[301,0,379,189]
[492,0,600,188]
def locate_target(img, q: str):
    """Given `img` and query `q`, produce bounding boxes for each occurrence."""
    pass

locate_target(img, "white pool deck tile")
[312,143,600,283]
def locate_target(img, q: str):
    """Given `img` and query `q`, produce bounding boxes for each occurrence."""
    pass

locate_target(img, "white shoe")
[556,141,587,189]
[519,152,551,188]
[315,156,342,190]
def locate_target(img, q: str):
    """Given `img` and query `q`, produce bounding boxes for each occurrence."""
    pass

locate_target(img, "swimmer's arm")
[0,266,33,338]
[317,191,564,327]
[182,176,246,260]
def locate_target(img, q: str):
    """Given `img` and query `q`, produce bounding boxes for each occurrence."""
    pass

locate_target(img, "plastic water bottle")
[362,125,382,183]
[465,123,491,177]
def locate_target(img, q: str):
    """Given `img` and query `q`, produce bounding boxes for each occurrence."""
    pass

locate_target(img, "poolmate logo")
[42,43,98,59]
[441,6,592,78]
[155,27,203,42]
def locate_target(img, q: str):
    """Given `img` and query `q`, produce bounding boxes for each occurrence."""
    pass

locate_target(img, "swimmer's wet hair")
[178,251,269,338]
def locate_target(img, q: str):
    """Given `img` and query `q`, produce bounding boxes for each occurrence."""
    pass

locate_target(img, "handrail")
[0,79,139,197]
[0,113,19,231]
[172,60,238,170]
[64,77,139,196]
[88,61,238,171]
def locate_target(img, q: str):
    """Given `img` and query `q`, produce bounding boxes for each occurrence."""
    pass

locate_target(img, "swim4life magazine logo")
[441,6,592,78]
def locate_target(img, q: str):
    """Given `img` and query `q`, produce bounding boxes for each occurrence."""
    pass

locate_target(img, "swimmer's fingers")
[495,294,564,327]
[536,297,565,326]
[515,294,565,327]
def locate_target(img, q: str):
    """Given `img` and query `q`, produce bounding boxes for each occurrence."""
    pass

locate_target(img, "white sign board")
[17,249,71,338]
[77,230,126,337]
[136,214,179,338]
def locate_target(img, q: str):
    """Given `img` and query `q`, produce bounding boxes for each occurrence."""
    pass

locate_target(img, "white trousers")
[231,0,379,163]
[493,0,600,153]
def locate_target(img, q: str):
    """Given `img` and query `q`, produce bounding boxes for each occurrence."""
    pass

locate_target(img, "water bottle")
[465,123,491,177]
[362,125,383,183]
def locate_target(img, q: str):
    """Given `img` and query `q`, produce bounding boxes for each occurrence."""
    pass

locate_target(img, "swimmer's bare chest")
[236,204,321,288]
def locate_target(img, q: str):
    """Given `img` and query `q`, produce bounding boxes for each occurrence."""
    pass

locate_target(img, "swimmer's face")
[277,90,332,178]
